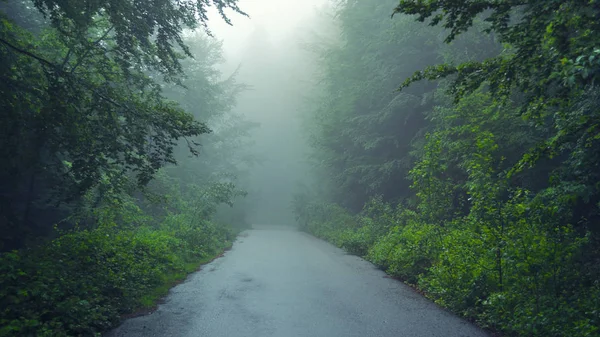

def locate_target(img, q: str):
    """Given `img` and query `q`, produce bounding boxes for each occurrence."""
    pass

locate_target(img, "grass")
[134,240,235,313]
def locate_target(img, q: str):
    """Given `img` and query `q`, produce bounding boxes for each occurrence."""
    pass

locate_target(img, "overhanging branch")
[0,37,56,68]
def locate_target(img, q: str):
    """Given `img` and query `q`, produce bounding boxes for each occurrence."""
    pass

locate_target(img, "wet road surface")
[106,226,489,337]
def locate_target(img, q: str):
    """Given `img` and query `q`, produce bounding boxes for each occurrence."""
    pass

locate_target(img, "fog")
[208,0,326,56]
[208,0,328,226]
[3,2,596,336]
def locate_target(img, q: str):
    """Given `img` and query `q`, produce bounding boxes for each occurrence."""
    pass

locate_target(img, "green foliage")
[395,1,600,201]
[30,0,246,77]
[337,225,375,256]
[0,201,234,337]
[0,2,252,336]
[304,202,359,244]
[369,219,439,284]
[0,0,253,250]
[300,0,600,336]
[0,12,210,193]
[303,1,444,210]
[300,194,599,335]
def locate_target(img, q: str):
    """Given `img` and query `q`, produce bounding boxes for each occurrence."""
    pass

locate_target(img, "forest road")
[106,225,489,337]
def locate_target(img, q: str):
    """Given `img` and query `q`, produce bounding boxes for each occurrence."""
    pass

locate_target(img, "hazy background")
[208,0,326,57]
[207,0,327,225]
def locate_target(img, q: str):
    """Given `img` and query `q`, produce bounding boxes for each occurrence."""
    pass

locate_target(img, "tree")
[393,0,600,232]
[305,1,460,210]
[298,1,600,335]
[0,0,245,249]
[29,0,246,76]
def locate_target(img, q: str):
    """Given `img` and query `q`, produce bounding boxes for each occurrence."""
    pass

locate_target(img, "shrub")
[368,221,440,284]
[0,220,232,337]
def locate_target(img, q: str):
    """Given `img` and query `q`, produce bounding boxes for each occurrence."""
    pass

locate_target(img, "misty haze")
[1,1,598,337]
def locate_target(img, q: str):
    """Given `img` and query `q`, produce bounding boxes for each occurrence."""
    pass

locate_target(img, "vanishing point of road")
[107,226,489,337]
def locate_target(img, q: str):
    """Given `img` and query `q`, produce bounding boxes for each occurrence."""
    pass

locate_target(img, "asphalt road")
[106,226,489,337]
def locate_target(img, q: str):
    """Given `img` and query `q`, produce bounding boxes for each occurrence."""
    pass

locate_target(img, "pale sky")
[207,0,328,59]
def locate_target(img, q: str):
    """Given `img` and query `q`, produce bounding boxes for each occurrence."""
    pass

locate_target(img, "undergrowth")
[300,198,600,337]
[0,214,236,337]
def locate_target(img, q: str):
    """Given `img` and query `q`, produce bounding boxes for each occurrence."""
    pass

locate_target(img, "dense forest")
[294,0,600,336]
[0,0,254,335]
[1,0,599,336]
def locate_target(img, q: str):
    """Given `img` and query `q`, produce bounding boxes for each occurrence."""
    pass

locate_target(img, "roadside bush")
[0,220,232,337]
[420,222,492,314]
[305,202,358,242]
[337,225,375,256]
[368,221,440,284]
[303,195,600,336]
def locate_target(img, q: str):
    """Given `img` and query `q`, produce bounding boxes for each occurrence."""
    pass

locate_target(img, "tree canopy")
[295,1,600,335]
[29,0,246,75]
[0,0,247,248]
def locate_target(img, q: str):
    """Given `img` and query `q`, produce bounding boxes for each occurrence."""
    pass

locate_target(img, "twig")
[70,25,115,74]
[0,37,56,68]
[60,48,72,70]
